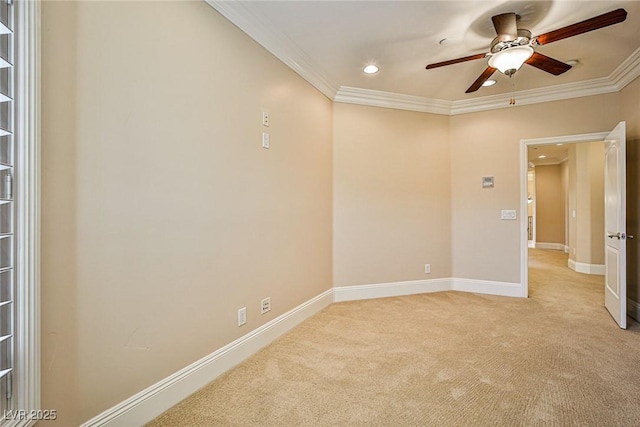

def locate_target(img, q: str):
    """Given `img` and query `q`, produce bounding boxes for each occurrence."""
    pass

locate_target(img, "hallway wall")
[535,164,565,245]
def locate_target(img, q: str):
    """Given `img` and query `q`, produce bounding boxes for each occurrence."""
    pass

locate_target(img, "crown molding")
[205,0,640,115]
[610,46,640,90]
[337,48,640,115]
[333,86,452,116]
[205,0,339,100]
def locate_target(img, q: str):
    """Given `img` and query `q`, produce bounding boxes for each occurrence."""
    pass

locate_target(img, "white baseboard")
[451,278,524,297]
[628,298,640,322]
[564,245,569,253]
[535,242,566,251]
[334,277,524,301]
[80,289,334,427]
[568,259,605,275]
[333,278,450,302]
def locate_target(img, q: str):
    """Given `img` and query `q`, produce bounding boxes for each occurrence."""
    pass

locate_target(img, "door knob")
[608,233,621,239]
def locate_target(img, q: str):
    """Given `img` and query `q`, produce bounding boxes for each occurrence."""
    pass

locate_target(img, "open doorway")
[519,131,609,297]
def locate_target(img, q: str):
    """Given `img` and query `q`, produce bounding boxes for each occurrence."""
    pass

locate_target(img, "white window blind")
[0,0,14,417]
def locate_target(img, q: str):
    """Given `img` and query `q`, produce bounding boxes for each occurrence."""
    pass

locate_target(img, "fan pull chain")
[509,76,516,105]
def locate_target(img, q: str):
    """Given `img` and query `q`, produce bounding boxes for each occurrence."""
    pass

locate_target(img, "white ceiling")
[208,1,640,113]
[528,144,569,166]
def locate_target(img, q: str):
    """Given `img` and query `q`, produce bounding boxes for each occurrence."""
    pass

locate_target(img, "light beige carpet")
[148,249,640,426]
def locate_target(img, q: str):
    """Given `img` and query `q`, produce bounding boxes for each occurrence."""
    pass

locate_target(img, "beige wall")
[40,0,640,422]
[568,146,578,258]
[42,1,333,424]
[588,142,605,265]
[621,77,640,304]
[569,142,605,266]
[450,94,621,283]
[527,172,534,218]
[535,165,565,244]
[561,161,569,248]
[332,104,451,285]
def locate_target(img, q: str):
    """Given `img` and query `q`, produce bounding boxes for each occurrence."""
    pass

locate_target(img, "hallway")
[528,247,608,309]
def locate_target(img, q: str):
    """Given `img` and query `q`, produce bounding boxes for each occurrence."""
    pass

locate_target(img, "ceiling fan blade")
[525,52,572,75]
[465,67,496,93]
[535,8,627,45]
[492,13,518,42]
[426,53,487,69]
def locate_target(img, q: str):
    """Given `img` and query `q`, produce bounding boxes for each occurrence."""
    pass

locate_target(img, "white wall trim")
[451,278,524,298]
[81,289,334,427]
[333,279,451,302]
[564,245,569,253]
[568,259,606,276]
[200,0,640,115]
[10,1,42,426]
[627,298,640,322]
[333,86,451,116]
[535,242,566,251]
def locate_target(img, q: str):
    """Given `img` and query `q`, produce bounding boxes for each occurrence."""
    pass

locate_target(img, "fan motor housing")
[490,29,532,53]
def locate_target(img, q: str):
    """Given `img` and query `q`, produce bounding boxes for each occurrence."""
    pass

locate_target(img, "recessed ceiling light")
[557,143,564,146]
[363,64,379,74]
[566,59,579,66]
[538,155,547,159]
[482,79,497,87]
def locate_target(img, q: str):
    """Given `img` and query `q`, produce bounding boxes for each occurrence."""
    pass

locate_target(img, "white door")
[604,121,627,329]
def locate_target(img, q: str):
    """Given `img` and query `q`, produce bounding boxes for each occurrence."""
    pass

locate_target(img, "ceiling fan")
[425,8,628,93]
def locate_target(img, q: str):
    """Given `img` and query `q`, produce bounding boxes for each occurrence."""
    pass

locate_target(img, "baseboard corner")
[568,259,605,275]
[451,278,524,298]
[333,278,451,302]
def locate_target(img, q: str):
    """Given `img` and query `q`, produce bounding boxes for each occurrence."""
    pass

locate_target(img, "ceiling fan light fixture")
[363,64,379,74]
[482,79,497,87]
[488,46,534,76]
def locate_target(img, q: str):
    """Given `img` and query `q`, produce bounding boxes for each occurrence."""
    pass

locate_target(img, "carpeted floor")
[148,249,640,426]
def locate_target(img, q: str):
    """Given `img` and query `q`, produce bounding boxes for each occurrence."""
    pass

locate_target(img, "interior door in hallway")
[604,121,627,329]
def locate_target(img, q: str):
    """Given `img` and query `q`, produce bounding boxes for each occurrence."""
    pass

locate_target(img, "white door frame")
[520,131,609,297]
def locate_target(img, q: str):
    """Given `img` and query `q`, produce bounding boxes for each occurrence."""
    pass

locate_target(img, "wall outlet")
[262,132,270,149]
[262,111,270,127]
[424,264,431,274]
[238,307,247,326]
[261,297,271,314]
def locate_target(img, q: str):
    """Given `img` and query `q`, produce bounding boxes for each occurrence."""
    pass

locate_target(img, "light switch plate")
[501,210,517,220]
[262,132,270,149]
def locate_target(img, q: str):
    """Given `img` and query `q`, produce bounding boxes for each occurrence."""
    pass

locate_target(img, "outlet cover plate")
[238,307,247,326]
[261,297,271,314]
